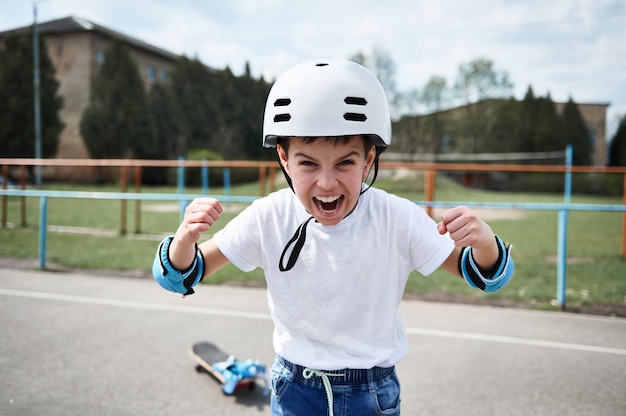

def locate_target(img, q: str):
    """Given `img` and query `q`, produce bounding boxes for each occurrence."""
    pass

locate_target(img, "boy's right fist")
[176,197,224,245]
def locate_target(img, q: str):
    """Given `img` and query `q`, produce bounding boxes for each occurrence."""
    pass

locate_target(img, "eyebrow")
[293,150,362,161]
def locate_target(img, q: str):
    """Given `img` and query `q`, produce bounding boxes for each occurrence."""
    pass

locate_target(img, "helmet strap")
[279,215,315,271]
[274,149,295,193]
[360,147,384,195]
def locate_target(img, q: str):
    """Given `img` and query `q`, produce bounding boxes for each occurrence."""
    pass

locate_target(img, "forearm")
[437,205,514,292]
[469,236,499,274]
[167,196,224,271]
[459,235,514,293]
[168,234,198,271]
[152,197,224,296]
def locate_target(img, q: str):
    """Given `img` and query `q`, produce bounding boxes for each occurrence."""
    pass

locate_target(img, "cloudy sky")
[2,0,626,137]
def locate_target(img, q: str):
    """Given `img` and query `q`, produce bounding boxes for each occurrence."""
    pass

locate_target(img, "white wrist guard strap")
[152,235,204,296]
[459,235,513,293]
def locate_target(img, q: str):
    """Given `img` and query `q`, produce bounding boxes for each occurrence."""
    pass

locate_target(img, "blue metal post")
[177,156,186,222]
[223,168,231,203]
[39,196,47,269]
[556,145,573,310]
[201,159,209,195]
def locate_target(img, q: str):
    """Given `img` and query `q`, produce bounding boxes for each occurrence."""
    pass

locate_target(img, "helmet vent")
[274,98,291,107]
[344,96,367,106]
[274,113,291,122]
[344,112,367,122]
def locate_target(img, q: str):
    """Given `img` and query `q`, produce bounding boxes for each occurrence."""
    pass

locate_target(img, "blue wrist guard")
[152,235,205,296]
[459,235,513,293]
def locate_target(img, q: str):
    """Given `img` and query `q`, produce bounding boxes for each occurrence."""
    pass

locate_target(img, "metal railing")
[2,147,626,310]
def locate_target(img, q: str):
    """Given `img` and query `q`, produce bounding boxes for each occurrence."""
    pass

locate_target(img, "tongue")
[320,200,337,211]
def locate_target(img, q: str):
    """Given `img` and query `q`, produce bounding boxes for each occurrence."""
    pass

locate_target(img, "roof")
[0,16,179,62]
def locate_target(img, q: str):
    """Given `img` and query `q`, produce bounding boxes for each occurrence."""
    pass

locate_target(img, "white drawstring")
[302,368,345,416]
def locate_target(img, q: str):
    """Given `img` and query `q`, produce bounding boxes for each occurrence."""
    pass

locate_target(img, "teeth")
[315,195,341,203]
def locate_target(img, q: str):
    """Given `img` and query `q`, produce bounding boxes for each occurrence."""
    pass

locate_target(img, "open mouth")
[313,195,344,213]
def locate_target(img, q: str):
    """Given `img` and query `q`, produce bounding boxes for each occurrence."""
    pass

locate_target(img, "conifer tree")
[535,94,559,151]
[490,98,521,153]
[169,57,217,156]
[519,86,539,153]
[147,82,179,159]
[80,40,155,158]
[560,98,592,165]
[0,33,63,158]
[608,115,626,166]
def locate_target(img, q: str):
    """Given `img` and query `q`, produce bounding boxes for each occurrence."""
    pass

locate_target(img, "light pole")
[32,0,42,187]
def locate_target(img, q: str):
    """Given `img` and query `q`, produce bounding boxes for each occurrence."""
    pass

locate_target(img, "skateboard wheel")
[235,380,255,391]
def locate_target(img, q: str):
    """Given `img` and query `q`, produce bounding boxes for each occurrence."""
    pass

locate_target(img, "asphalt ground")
[1,268,625,416]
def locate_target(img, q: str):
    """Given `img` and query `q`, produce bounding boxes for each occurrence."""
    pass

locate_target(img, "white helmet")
[263,59,391,149]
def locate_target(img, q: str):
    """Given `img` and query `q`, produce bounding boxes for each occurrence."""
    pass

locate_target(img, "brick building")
[1,16,611,173]
[0,16,179,168]
[392,99,609,165]
[554,101,608,165]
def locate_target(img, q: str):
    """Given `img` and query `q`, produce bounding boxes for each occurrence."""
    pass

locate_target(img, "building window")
[587,130,597,146]
[159,69,168,83]
[440,134,455,153]
[97,49,105,66]
[147,66,156,84]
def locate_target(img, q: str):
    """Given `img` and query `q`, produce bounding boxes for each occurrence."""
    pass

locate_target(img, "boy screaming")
[153,59,513,416]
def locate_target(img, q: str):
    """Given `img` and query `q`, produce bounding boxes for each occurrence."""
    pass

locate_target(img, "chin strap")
[279,216,315,272]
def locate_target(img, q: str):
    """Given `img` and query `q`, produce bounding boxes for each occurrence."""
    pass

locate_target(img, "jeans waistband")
[277,355,395,384]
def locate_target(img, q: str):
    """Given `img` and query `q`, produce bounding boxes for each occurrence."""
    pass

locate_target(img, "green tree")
[349,47,401,118]
[453,57,514,153]
[147,82,179,159]
[211,67,245,159]
[0,32,63,159]
[420,75,449,153]
[141,81,179,184]
[454,57,513,105]
[559,97,592,165]
[518,86,538,153]
[499,86,562,156]
[516,86,562,154]
[168,58,269,162]
[608,115,626,166]
[169,57,218,156]
[421,76,449,113]
[490,98,522,153]
[218,64,270,160]
[80,40,155,158]
[535,94,560,151]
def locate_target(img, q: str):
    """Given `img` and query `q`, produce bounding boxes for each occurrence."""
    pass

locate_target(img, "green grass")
[1,176,624,314]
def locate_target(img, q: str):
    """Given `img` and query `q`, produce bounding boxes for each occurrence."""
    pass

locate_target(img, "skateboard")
[190,341,269,395]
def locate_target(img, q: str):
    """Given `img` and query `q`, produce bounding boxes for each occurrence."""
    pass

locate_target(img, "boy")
[153,59,513,416]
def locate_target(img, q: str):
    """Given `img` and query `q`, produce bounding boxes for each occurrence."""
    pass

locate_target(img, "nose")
[316,168,337,190]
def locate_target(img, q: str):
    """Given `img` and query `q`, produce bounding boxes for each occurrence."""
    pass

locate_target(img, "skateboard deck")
[190,342,268,395]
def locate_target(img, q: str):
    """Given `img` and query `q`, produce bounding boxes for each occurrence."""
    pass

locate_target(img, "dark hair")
[276,135,374,158]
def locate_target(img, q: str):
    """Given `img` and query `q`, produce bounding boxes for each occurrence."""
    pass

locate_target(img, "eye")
[338,159,356,166]
[299,160,316,166]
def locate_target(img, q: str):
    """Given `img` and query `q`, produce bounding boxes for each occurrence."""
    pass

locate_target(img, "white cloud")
[1,0,625,136]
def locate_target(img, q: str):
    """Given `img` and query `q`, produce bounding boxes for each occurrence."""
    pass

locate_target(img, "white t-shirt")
[213,187,454,370]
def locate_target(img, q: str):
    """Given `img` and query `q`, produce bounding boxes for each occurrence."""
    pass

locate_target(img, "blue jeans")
[271,356,401,416]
